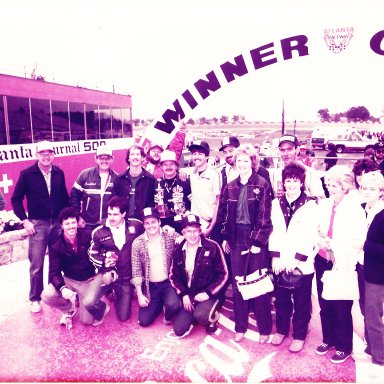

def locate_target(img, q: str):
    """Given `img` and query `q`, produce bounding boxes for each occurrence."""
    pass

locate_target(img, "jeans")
[274,273,314,340]
[42,276,94,325]
[315,255,353,354]
[230,224,272,335]
[83,274,133,322]
[364,281,384,365]
[28,219,61,302]
[138,280,180,327]
[173,297,218,337]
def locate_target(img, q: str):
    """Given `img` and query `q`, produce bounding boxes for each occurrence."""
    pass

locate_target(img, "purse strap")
[242,250,251,280]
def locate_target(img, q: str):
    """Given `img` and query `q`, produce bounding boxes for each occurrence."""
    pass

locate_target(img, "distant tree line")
[317,106,380,123]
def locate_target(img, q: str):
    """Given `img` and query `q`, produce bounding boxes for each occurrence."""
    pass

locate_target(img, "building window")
[122,107,132,137]
[7,96,32,144]
[98,106,112,139]
[52,100,70,142]
[30,98,52,142]
[0,96,6,145]
[85,104,99,139]
[69,102,85,141]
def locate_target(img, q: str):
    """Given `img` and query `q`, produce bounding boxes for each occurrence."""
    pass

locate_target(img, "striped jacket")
[131,230,179,300]
[70,166,118,225]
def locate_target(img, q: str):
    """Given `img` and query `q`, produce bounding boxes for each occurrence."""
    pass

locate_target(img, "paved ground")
[0,259,382,383]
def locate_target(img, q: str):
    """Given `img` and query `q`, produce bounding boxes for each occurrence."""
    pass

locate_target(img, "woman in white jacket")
[270,162,320,353]
[314,165,367,364]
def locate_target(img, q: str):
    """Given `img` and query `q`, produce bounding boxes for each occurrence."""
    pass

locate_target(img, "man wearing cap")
[70,145,118,229]
[131,207,180,327]
[145,143,164,179]
[84,196,144,324]
[374,141,384,176]
[188,140,221,237]
[169,214,228,337]
[11,140,69,313]
[269,134,324,199]
[157,149,191,233]
[217,136,273,192]
[112,145,156,220]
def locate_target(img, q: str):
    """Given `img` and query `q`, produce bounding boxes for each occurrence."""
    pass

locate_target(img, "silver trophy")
[171,187,186,221]
[155,179,169,218]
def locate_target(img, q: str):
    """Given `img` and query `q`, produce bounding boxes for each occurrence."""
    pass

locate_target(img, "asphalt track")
[0,258,382,383]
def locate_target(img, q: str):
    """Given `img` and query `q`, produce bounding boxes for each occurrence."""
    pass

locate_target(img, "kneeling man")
[131,207,181,326]
[170,214,228,337]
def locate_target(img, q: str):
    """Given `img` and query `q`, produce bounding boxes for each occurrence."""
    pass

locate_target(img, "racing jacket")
[70,166,118,225]
[169,236,228,300]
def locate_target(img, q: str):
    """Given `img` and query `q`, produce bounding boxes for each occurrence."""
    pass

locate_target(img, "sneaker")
[367,363,384,378]
[259,335,270,344]
[30,301,41,313]
[92,302,110,326]
[315,343,335,355]
[330,350,351,364]
[352,351,372,363]
[271,333,286,346]
[289,339,305,353]
[206,321,218,334]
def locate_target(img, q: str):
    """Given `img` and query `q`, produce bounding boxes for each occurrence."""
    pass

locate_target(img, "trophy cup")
[155,179,169,218]
[171,190,186,221]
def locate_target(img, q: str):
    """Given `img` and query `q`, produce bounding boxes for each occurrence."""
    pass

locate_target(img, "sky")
[1,0,384,124]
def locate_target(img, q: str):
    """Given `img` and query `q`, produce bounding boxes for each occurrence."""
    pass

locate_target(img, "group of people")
[7,129,384,378]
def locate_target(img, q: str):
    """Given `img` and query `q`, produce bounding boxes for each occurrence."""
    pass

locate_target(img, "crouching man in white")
[42,207,96,327]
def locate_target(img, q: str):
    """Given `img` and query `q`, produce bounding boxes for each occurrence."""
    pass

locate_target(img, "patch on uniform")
[100,235,112,242]
[204,251,210,257]
[128,226,136,234]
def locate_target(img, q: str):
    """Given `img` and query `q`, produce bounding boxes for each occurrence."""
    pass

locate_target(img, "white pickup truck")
[326,132,377,153]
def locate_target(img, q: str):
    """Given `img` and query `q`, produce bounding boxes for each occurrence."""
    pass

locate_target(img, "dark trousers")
[173,298,217,337]
[29,219,61,302]
[230,224,272,335]
[274,273,314,340]
[138,280,180,327]
[315,255,353,353]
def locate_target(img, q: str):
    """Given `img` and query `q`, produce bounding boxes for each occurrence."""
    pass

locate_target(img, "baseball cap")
[141,207,160,221]
[148,143,164,152]
[96,145,113,158]
[160,149,178,164]
[181,214,201,229]
[219,136,240,151]
[278,135,299,148]
[188,140,210,156]
[36,141,55,153]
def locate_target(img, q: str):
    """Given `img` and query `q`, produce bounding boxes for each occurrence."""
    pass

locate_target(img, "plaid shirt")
[131,230,179,300]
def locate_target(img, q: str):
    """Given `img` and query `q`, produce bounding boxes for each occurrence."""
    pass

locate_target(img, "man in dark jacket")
[169,214,228,337]
[84,196,144,325]
[11,141,69,313]
[41,207,96,327]
[112,145,156,219]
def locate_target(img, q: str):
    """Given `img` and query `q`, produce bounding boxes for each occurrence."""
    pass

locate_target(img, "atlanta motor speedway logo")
[324,27,354,53]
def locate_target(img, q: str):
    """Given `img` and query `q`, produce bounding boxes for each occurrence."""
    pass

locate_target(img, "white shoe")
[352,351,372,363]
[367,363,384,378]
[30,301,41,313]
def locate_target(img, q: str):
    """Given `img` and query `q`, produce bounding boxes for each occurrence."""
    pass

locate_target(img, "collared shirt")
[38,164,52,195]
[190,166,221,221]
[365,200,384,227]
[105,220,126,250]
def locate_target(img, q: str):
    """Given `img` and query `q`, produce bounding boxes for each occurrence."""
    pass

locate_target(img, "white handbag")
[235,250,274,300]
[321,268,359,301]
